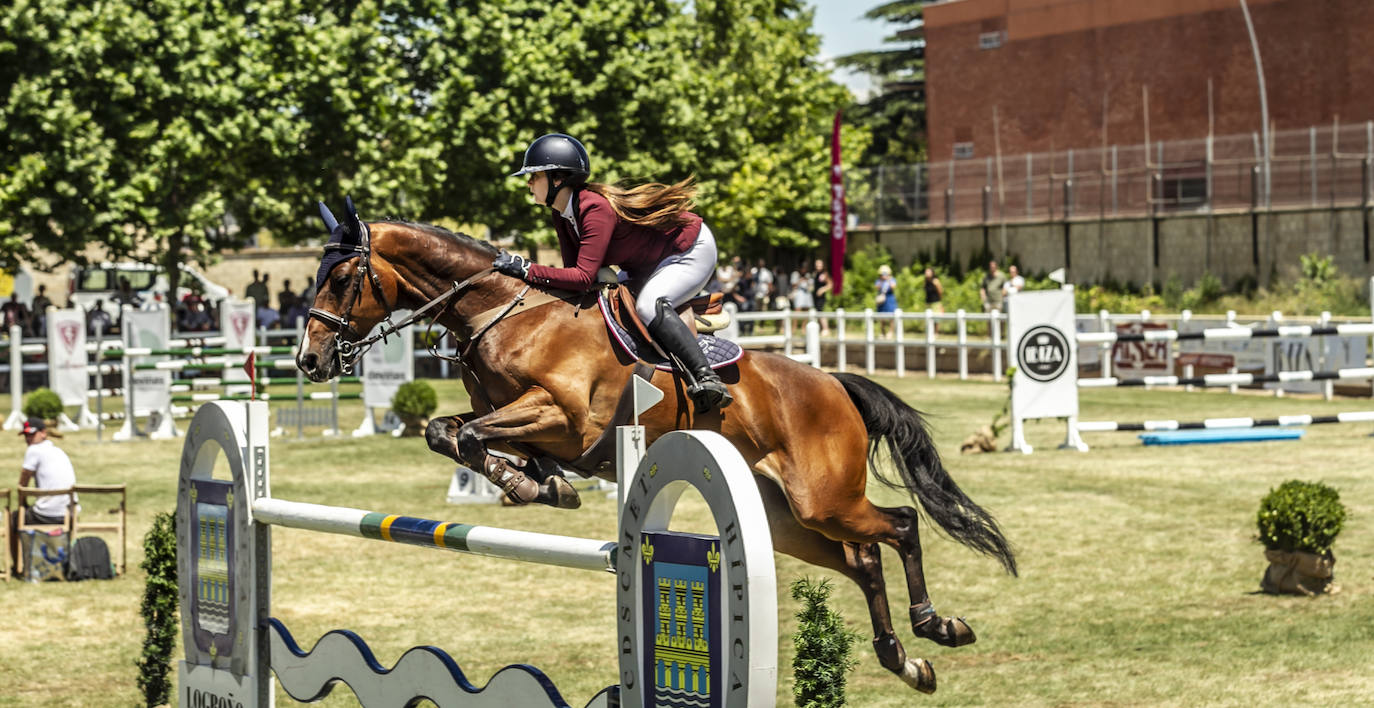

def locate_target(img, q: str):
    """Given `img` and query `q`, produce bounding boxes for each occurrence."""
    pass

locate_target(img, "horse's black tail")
[833,372,1017,576]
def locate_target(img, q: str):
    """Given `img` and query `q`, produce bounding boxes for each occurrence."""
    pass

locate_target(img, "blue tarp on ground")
[1139,428,1305,446]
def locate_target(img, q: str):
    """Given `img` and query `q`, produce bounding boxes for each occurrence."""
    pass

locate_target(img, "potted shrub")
[1256,480,1346,596]
[391,380,438,437]
[23,387,65,427]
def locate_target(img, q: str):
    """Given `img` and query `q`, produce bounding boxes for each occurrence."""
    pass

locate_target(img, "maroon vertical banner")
[830,110,847,292]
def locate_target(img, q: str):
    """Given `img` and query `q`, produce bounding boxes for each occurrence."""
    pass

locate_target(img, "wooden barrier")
[176,400,777,707]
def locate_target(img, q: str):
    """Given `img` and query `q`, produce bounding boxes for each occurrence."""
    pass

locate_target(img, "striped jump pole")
[251,498,614,573]
[1080,367,1374,389]
[102,345,297,358]
[1078,410,1374,433]
[170,391,361,403]
[1077,322,1374,344]
[177,400,777,708]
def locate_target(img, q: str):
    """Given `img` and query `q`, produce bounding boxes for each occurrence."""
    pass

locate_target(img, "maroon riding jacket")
[525,189,703,291]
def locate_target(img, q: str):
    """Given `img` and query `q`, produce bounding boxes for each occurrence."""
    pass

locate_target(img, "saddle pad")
[599,296,742,372]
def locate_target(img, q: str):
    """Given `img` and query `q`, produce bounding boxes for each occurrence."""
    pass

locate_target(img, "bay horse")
[295,200,1016,694]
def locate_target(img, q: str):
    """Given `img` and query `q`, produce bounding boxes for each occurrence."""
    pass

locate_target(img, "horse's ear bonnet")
[314,197,366,292]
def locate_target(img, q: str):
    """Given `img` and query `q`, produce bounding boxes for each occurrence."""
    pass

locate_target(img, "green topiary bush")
[391,380,438,421]
[1256,480,1346,556]
[22,387,64,421]
[791,578,860,708]
[137,512,177,707]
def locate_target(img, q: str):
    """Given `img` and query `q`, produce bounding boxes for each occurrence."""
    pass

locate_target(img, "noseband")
[308,220,494,374]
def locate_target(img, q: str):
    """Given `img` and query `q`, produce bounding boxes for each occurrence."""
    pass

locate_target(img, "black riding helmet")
[510,133,590,207]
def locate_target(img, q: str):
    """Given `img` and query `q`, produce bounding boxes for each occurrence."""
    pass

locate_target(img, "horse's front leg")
[423,393,580,509]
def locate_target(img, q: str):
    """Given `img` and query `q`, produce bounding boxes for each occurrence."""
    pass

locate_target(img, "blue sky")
[808,0,893,98]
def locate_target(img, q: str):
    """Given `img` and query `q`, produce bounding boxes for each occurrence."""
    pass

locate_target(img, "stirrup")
[687,376,733,412]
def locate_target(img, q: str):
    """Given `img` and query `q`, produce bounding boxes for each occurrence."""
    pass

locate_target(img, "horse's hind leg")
[755,478,936,693]
[883,504,978,648]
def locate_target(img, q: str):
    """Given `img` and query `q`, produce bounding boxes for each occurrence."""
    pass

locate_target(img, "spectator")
[86,299,114,337]
[717,256,741,297]
[179,297,213,332]
[752,259,774,314]
[278,278,298,317]
[256,299,280,330]
[874,264,898,338]
[1002,265,1025,302]
[244,269,269,307]
[789,262,814,312]
[114,276,142,309]
[9,417,78,565]
[299,274,316,306]
[980,260,1007,313]
[812,259,833,335]
[923,267,945,314]
[1,294,29,335]
[30,284,52,336]
[734,269,756,335]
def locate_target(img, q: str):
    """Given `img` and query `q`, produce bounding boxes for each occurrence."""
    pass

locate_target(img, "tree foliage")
[1,0,858,272]
[834,0,930,165]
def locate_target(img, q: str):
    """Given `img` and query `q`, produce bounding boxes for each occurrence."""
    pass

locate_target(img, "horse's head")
[296,198,399,382]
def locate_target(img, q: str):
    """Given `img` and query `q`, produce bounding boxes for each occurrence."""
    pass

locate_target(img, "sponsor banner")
[125,308,171,410]
[1110,321,1171,377]
[1009,290,1078,421]
[361,310,414,408]
[1265,331,1368,394]
[1178,317,1266,372]
[48,309,89,406]
[1177,352,1236,370]
[220,300,256,384]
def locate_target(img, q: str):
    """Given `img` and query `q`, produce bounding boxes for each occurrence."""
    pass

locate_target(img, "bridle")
[307,220,495,374]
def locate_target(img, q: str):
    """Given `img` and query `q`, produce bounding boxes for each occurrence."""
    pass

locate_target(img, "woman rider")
[493,133,732,412]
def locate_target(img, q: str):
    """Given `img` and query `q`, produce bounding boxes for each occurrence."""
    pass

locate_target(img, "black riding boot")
[647,298,733,412]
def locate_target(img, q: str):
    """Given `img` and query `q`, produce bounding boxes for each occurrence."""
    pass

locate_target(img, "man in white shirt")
[1002,264,1026,300]
[17,417,77,524]
[10,417,78,569]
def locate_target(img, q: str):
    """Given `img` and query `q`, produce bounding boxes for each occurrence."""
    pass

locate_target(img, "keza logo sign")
[1017,325,1070,382]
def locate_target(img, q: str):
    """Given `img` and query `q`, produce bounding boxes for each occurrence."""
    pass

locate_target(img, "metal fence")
[848,121,1374,226]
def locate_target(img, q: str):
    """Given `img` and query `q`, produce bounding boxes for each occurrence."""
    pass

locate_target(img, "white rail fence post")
[925,309,937,379]
[836,309,847,372]
[865,309,875,374]
[894,309,905,377]
[4,324,22,429]
[956,309,968,380]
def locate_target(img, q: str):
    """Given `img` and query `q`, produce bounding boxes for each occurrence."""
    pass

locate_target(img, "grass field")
[2,374,1372,707]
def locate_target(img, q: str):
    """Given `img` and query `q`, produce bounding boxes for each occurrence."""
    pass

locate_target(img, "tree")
[3,0,860,274]
[834,0,929,166]
[427,0,861,256]
[0,0,445,292]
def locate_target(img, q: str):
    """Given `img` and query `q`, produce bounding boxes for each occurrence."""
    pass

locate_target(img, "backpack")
[67,537,115,581]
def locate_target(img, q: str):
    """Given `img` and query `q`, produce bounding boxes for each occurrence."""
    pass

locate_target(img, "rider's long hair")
[584,177,697,230]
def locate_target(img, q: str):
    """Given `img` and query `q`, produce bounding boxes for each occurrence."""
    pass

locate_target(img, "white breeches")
[635,224,718,323]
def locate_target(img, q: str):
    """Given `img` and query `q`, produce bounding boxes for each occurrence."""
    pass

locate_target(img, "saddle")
[597,269,740,372]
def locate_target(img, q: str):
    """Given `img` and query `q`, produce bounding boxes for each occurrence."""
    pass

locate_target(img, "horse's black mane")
[381,220,499,257]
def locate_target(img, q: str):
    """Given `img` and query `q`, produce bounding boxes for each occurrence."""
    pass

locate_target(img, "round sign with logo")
[1017,325,1071,382]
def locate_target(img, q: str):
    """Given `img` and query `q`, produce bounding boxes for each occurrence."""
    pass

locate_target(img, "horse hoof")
[913,611,977,648]
[546,476,582,509]
[898,658,936,694]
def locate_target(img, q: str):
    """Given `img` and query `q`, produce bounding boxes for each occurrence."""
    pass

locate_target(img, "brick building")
[924,0,1374,162]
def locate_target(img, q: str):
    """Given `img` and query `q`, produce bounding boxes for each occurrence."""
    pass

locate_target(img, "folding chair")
[15,487,76,579]
[72,484,127,576]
